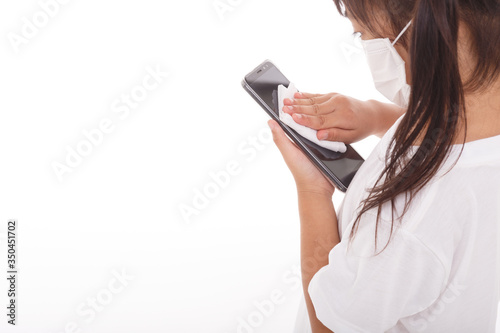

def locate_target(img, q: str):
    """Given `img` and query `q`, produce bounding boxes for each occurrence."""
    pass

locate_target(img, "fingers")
[283,92,338,116]
[284,93,331,107]
[291,112,343,131]
[282,92,324,106]
[271,117,356,147]
[294,91,336,100]
[295,92,322,98]
[282,99,332,116]
[316,128,356,144]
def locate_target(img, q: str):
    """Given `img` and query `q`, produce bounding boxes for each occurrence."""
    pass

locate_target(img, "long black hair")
[333,0,500,253]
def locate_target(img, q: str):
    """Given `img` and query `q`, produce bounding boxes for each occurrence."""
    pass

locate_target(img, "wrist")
[296,186,334,198]
[365,99,385,137]
[366,100,405,138]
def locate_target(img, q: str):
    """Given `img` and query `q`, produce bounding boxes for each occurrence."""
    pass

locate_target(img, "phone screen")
[244,61,364,190]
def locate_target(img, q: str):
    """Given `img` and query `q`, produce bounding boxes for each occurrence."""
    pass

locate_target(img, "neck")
[411,78,500,147]
[455,78,500,144]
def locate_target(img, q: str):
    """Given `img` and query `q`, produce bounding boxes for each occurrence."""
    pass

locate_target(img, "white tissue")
[278,83,347,153]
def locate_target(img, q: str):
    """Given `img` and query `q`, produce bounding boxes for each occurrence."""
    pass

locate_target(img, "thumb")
[317,128,354,144]
[268,119,299,156]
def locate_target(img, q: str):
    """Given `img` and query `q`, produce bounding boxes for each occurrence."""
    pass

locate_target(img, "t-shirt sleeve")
[308,211,448,332]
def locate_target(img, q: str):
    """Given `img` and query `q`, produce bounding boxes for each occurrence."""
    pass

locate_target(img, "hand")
[267,119,335,197]
[282,92,379,144]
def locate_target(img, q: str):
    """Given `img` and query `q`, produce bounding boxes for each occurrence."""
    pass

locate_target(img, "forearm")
[366,100,406,138]
[297,190,340,333]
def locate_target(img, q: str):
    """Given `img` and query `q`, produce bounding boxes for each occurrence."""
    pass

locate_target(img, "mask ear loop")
[392,20,412,46]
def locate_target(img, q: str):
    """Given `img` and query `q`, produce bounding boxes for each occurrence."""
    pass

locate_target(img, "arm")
[294,102,402,332]
[366,100,406,138]
[283,93,406,143]
[265,119,340,331]
[297,190,340,333]
[268,108,444,332]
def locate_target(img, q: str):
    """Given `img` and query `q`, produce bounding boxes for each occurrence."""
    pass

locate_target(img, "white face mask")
[360,21,412,108]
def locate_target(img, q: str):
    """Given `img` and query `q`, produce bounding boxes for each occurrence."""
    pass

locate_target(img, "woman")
[268,0,500,332]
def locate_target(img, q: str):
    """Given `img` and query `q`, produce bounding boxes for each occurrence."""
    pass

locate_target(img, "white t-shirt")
[297,114,500,332]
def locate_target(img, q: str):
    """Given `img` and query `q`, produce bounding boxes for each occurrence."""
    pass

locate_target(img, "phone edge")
[241,75,348,193]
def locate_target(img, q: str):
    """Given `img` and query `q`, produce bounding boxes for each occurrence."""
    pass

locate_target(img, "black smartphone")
[241,59,364,192]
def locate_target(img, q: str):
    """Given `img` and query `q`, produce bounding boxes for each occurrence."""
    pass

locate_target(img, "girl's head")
[333,0,500,253]
[336,0,414,47]
[335,0,500,91]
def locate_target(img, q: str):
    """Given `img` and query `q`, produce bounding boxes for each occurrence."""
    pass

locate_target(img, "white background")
[0,0,498,332]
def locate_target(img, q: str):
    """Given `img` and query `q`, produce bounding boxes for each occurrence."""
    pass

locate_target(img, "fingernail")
[318,132,328,140]
[294,113,302,120]
[284,98,294,105]
[286,105,294,113]
[296,92,303,98]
